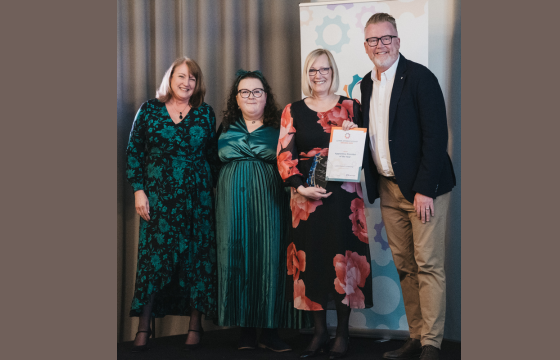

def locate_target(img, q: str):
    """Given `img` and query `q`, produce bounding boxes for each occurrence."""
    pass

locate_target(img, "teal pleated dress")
[216,119,311,328]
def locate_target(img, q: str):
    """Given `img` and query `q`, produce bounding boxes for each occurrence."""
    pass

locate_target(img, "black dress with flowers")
[126,99,219,319]
[277,96,373,311]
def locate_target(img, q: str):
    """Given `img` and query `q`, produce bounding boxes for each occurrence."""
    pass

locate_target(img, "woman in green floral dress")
[126,57,219,352]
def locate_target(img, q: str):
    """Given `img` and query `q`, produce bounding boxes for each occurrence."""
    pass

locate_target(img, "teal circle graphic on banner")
[315,15,351,53]
[399,314,409,330]
[371,276,401,315]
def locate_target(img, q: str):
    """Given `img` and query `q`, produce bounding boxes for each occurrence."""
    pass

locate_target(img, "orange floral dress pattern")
[287,243,323,310]
[277,97,373,311]
[333,251,371,308]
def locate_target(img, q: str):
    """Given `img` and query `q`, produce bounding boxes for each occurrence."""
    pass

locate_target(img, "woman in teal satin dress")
[216,70,309,352]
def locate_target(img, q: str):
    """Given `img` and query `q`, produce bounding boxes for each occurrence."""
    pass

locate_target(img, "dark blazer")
[361,54,456,204]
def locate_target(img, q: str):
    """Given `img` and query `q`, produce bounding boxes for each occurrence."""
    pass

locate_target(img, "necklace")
[250,117,264,125]
[174,101,190,120]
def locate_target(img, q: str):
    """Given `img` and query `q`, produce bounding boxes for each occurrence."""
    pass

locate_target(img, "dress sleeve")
[126,102,149,193]
[205,106,221,187]
[277,104,305,189]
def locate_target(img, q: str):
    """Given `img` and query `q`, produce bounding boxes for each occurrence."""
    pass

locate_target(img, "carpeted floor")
[117,328,461,359]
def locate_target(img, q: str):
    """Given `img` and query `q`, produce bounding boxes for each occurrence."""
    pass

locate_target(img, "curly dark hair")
[221,70,280,132]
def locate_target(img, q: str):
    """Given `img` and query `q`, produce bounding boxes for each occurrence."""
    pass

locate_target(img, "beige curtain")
[117,0,311,343]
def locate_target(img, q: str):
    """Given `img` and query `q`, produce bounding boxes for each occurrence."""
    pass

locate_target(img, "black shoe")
[238,327,258,350]
[131,330,151,353]
[328,338,350,359]
[419,345,439,360]
[383,338,422,359]
[183,328,204,351]
[300,335,331,358]
[258,329,292,352]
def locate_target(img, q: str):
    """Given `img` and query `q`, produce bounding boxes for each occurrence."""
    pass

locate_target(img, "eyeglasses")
[238,88,265,98]
[366,35,398,47]
[308,67,331,76]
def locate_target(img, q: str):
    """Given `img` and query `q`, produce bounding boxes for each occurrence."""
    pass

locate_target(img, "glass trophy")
[306,153,328,189]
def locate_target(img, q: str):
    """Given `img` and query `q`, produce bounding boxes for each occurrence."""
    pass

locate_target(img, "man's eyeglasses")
[366,35,398,47]
[238,89,265,98]
[308,67,331,76]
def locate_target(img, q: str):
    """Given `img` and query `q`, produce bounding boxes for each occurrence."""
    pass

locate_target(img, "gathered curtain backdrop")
[117,0,461,343]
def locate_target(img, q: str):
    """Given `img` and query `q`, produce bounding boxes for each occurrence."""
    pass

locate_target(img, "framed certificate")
[325,127,367,183]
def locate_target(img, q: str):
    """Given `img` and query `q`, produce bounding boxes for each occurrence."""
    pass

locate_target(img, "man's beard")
[373,53,397,69]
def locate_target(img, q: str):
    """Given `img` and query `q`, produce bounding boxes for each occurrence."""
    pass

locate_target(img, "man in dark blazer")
[360,13,456,360]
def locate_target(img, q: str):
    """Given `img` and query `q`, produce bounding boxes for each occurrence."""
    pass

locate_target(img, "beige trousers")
[378,176,451,349]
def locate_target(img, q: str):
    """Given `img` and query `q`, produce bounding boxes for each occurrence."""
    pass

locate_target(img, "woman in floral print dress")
[277,49,373,359]
[126,57,219,352]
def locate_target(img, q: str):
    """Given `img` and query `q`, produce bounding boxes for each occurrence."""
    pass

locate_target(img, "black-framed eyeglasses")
[238,88,265,98]
[366,35,398,47]
[308,67,331,76]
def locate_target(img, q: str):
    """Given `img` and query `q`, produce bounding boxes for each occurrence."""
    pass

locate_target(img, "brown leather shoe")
[419,345,439,360]
[382,338,422,359]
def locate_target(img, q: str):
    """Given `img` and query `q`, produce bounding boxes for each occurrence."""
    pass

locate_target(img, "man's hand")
[414,193,434,224]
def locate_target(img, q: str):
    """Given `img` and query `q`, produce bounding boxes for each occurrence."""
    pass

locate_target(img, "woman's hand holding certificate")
[341,120,358,131]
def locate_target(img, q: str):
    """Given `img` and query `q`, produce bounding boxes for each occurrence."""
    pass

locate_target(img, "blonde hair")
[364,13,398,33]
[156,57,206,108]
[301,49,340,97]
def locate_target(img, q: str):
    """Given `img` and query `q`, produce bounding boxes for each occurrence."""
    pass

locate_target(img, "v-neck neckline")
[240,118,264,134]
[164,103,192,125]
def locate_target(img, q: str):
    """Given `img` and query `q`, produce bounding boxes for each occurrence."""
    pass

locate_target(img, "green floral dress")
[126,99,219,319]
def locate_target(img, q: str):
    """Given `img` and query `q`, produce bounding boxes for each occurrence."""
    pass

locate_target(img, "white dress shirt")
[369,55,400,177]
